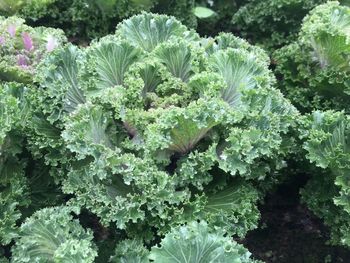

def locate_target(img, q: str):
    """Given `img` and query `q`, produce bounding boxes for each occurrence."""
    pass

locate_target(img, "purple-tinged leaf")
[7,25,16,37]
[22,32,33,51]
[46,35,57,52]
[0,36,4,46]
[17,55,28,67]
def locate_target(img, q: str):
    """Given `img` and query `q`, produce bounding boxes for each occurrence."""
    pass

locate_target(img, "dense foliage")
[0,0,197,40]
[232,0,327,49]
[0,11,300,261]
[275,1,350,113]
[0,0,338,48]
[299,111,350,247]
[0,16,65,83]
[2,0,350,262]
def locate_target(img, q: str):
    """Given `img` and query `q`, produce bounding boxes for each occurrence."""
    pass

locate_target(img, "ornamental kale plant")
[11,206,98,262]
[4,12,296,261]
[300,111,350,247]
[275,1,350,113]
[2,0,350,261]
[112,221,263,263]
[0,16,66,83]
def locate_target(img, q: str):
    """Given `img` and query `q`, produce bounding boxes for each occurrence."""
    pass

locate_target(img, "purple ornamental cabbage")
[0,16,66,83]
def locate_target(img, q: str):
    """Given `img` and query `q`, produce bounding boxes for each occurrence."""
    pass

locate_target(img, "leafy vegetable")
[275,1,350,112]
[0,16,66,83]
[27,13,297,244]
[0,4,322,262]
[300,110,350,246]
[11,206,97,262]
[149,221,262,263]
[110,221,262,262]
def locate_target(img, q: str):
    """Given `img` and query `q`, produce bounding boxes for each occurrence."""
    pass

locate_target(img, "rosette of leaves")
[300,110,350,246]
[149,221,262,263]
[31,13,297,240]
[0,16,66,84]
[274,1,350,113]
[110,221,262,262]
[11,206,98,262]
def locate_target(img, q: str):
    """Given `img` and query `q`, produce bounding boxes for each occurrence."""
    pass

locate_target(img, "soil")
[242,174,350,263]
